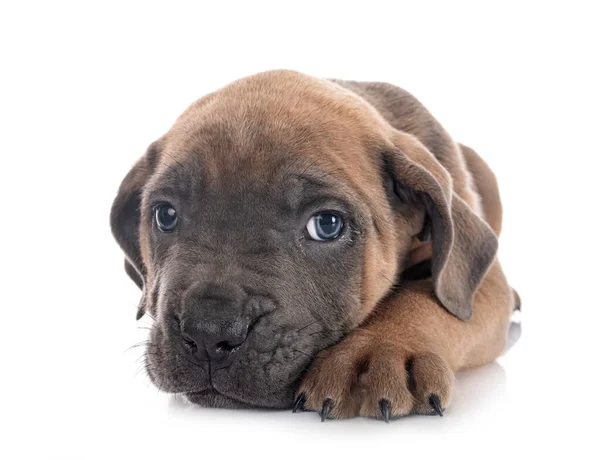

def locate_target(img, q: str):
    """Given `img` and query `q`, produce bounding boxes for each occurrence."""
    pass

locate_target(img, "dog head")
[110,70,497,408]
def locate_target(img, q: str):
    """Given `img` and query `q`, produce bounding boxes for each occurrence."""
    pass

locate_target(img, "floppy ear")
[110,140,162,313]
[386,130,498,320]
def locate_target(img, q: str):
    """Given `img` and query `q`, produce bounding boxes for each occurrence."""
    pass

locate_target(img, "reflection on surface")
[167,360,508,424]
[452,361,506,418]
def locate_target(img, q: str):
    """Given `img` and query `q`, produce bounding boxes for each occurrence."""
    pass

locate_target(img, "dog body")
[111,70,515,419]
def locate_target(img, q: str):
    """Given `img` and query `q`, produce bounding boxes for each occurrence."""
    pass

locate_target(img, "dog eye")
[306,213,343,241]
[155,204,178,232]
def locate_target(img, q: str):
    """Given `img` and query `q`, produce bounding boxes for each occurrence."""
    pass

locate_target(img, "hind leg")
[460,143,503,236]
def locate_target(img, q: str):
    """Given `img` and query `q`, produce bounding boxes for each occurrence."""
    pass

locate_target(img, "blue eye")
[306,213,343,241]
[155,204,178,232]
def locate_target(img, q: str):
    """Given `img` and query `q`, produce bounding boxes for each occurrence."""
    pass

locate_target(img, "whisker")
[298,158,319,178]
[124,341,151,353]
[308,329,347,337]
[292,349,311,358]
[161,151,186,171]
[136,351,160,363]
[141,310,157,322]
[135,362,150,378]
[294,318,322,334]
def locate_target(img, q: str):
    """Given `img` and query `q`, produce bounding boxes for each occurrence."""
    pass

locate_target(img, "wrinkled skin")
[143,156,376,408]
[111,71,425,408]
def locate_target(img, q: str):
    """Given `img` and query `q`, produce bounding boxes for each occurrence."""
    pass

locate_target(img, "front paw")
[294,333,454,421]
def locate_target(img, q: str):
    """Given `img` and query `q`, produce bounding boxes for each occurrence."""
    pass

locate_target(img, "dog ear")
[385,130,498,320]
[110,140,162,304]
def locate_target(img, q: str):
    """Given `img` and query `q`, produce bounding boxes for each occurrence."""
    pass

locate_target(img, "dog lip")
[247,309,273,335]
[186,388,219,397]
[186,387,253,407]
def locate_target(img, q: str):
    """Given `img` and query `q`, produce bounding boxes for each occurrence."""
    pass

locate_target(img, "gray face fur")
[110,102,394,408]
[143,154,369,408]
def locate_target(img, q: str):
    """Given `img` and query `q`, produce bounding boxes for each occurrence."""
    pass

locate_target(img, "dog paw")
[294,333,454,421]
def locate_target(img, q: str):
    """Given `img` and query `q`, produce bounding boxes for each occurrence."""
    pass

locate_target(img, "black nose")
[180,283,252,362]
[183,319,250,362]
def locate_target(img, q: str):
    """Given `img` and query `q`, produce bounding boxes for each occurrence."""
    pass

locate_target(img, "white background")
[1,1,598,459]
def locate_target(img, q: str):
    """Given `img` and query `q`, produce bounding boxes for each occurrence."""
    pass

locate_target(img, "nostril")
[215,340,240,354]
[182,335,199,354]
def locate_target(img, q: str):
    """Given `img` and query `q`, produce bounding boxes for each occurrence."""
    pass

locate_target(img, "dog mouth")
[182,359,300,409]
[145,311,341,408]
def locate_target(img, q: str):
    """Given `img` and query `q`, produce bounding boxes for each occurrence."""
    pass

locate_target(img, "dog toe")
[294,335,454,421]
[407,353,454,415]
[295,336,370,419]
[378,399,392,423]
[429,394,444,417]
[320,398,334,422]
[292,393,306,413]
[357,347,414,419]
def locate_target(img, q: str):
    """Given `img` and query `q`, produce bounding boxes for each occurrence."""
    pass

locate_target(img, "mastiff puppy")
[111,70,518,421]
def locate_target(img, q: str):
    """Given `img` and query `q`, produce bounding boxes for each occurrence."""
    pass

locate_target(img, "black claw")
[429,394,444,417]
[292,393,306,413]
[379,399,391,423]
[320,398,333,422]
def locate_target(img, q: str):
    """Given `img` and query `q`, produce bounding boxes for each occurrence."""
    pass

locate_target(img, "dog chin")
[185,389,256,409]
[184,386,294,409]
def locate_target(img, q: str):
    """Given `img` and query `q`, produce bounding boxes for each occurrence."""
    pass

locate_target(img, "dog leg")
[295,260,513,421]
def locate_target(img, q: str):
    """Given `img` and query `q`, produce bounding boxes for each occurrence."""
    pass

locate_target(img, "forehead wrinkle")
[285,174,345,213]
[142,159,192,203]
[160,70,392,222]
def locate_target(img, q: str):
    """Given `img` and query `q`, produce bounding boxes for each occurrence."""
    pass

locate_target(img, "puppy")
[111,70,517,421]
